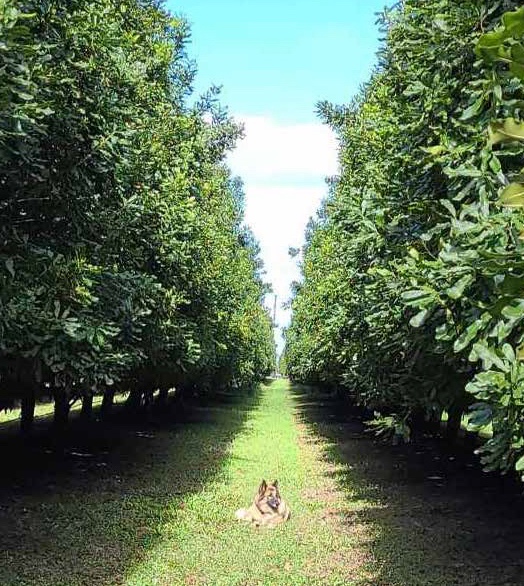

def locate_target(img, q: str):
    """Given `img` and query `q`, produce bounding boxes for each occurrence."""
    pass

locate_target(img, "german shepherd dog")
[235,480,291,528]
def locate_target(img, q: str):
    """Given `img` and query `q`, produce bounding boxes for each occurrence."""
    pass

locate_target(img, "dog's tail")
[235,508,250,521]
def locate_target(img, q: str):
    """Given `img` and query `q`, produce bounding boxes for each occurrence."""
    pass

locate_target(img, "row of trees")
[0,0,275,433]
[285,1,524,478]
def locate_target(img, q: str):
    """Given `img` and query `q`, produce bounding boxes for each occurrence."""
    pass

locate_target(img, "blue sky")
[166,0,389,351]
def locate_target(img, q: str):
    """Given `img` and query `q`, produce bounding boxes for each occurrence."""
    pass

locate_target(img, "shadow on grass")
[291,383,524,586]
[0,388,261,586]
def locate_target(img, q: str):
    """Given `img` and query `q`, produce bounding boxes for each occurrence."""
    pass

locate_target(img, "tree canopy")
[285,1,524,478]
[0,0,275,430]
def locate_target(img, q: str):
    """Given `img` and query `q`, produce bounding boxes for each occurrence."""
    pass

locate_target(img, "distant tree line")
[0,0,275,433]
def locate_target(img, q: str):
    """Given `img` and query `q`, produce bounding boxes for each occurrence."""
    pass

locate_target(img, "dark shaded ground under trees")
[293,385,524,586]
[2,385,524,585]
[0,392,261,586]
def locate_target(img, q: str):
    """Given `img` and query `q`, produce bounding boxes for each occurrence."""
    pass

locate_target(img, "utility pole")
[273,294,278,377]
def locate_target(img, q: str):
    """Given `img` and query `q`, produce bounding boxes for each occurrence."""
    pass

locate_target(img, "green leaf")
[453,313,490,353]
[407,247,419,260]
[401,289,433,308]
[468,403,492,428]
[488,119,524,146]
[460,97,485,121]
[498,182,524,208]
[446,164,483,178]
[446,274,474,300]
[434,16,449,31]
[510,62,524,80]
[476,39,506,64]
[515,454,524,471]
[501,300,524,320]
[440,199,456,218]
[15,91,34,101]
[409,309,429,328]
[502,7,524,37]
[510,43,524,65]
[470,343,508,372]
[422,145,446,156]
[401,289,428,301]
[502,343,516,362]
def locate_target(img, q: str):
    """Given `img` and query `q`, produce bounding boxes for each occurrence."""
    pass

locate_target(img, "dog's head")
[255,479,282,513]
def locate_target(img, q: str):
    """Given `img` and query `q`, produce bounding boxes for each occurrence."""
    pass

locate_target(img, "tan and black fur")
[235,479,291,528]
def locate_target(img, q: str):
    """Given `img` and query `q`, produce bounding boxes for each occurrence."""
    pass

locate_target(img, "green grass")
[3,380,516,586]
[0,398,63,424]
[125,379,366,586]
[0,380,371,585]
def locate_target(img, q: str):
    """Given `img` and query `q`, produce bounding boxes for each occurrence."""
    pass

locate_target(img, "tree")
[286,0,524,473]
[0,0,275,433]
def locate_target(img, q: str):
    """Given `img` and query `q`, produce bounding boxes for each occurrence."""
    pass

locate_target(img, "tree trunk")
[20,388,36,435]
[126,389,142,413]
[81,394,93,421]
[53,389,70,432]
[408,407,427,441]
[100,389,115,418]
[428,409,443,435]
[446,400,465,443]
[156,387,169,407]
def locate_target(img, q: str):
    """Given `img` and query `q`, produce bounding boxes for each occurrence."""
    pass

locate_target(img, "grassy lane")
[125,379,368,586]
[0,380,368,586]
[7,380,519,585]
[0,390,259,585]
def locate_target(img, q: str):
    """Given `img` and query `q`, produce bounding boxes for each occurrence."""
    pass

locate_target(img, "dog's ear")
[272,479,279,488]
[258,479,267,494]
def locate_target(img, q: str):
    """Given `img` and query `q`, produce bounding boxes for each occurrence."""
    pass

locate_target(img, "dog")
[235,479,291,527]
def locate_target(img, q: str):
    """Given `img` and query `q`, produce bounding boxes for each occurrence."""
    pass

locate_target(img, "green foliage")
[0,0,275,418]
[285,0,524,478]
[366,413,412,446]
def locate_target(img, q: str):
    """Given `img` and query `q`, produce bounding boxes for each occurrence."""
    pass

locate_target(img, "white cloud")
[244,185,325,324]
[228,115,338,184]
[227,115,339,353]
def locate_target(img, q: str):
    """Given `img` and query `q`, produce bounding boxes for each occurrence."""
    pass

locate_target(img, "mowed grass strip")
[0,381,375,586]
[0,390,258,586]
[126,379,371,586]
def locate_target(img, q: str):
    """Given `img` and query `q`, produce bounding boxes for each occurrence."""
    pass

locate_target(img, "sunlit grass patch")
[125,380,372,586]
[0,389,258,586]
[1,381,378,586]
[0,393,128,425]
